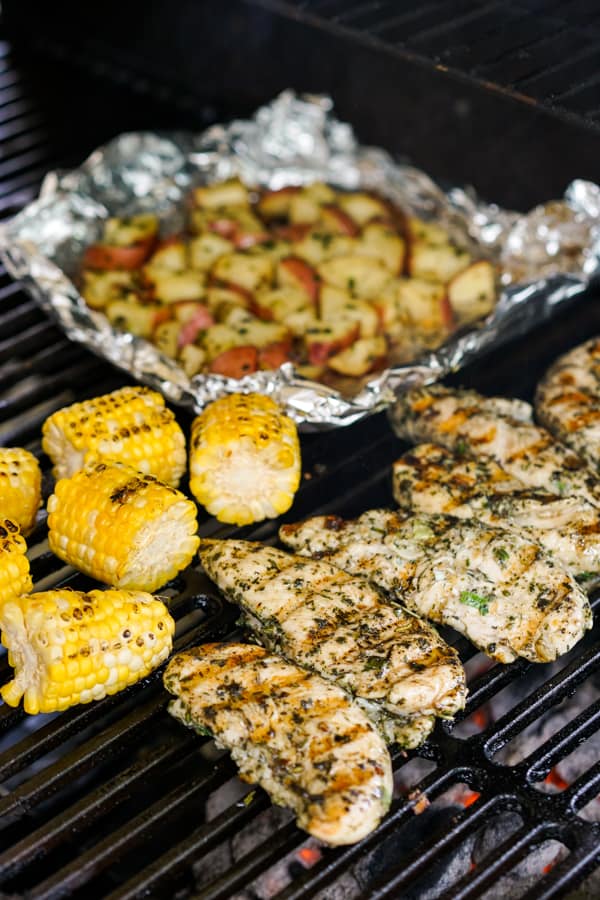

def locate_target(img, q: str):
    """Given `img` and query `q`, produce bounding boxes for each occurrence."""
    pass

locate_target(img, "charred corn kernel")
[0,588,174,714]
[47,462,199,592]
[189,393,301,526]
[0,518,32,603]
[42,386,186,487]
[0,449,42,535]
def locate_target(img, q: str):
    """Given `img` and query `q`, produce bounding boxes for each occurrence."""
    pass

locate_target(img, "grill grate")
[248,0,600,131]
[1,28,600,900]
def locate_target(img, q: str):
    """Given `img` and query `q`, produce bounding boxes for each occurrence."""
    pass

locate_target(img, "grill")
[1,5,600,898]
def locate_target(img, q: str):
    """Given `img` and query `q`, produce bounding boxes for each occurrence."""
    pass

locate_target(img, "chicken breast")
[164,643,393,846]
[280,510,592,663]
[536,337,600,475]
[198,539,466,746]
[393,443,600,578]
[391,385,600,508]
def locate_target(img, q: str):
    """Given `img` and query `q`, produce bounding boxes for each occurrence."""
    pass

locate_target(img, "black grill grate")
[248,0,600,131]
[1,29,600,900]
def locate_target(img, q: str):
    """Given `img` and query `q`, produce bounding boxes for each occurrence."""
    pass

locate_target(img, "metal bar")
[524,697,600,782]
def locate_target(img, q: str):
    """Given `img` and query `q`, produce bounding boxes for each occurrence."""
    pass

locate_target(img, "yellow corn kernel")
[189,393,301,525]
[41,386,186,487]
[0,518,32,604]
[0,588,175,714]
[47,462,199,592]
[0,448,42,535]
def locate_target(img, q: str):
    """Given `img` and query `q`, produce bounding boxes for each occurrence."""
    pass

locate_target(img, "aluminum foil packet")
[1,90,600,429]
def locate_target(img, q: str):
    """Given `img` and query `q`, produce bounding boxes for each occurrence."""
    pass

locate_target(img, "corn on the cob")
[47,462,199,592]
[0,518,32,604]
[189,393,301,525]
[0,448,42,535]
[0,588,174,714]
[42,386,186,487]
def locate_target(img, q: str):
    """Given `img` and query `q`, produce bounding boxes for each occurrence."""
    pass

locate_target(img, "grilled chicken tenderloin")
[536,337,600,476]
[391,384,600,508]
[198,539,466,746]
[164,643,393,845]
[280,509,592,663]
[393,443,600,578]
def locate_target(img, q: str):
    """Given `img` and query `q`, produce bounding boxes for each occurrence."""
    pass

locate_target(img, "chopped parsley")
[577,571,598,584]
[459,590,490,615]
[365,655,387,672]
[455,438,468,456]
[494,547,509,564]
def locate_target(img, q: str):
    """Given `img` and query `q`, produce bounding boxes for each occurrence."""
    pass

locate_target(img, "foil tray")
[1,91,600,429]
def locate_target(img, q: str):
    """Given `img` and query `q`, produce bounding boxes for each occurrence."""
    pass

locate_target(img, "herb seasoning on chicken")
[198,540,466,746]
[280,509,592,663]
[164,642,393,845]
[393,443,600,578]
[536,337,600,477]
[391,384,600,508]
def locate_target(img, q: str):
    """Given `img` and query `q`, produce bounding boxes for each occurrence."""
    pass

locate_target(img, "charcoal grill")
[1,2,600,896]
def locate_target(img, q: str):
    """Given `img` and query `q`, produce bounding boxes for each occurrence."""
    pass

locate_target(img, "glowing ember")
[461,791,481,808]
[296,846,322,868]
[471,709,489,730]
[544,768,569,791]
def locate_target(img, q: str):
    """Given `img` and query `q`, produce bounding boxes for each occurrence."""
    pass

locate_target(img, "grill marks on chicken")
[164,643,393,845]
[392,384,599,508]
[393,443,600,577]
[536,337,600,476]
[198,540,466,746]
[280,510,592,663]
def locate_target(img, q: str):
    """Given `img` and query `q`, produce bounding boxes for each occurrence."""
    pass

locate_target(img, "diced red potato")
[394,278,453,334]
[359,223,405,274]
[447,261,496,324]
[258,341,294,370]
[151,271,206,304]
[337,192,391,226]
[172,301,207,324]
[81,270,136,310]
[212,252,273,293]
[189,233,234,271]
[285,310,321,338]
[83,241,154,271]
[406,216,450,245]
[192,178,250,209]
[177,305,215,347]
[327,336,388,376]
[220,306,291,350]
[153,320,180,357]
[144,239,188,276]
[258,186,301,220]
[289,193,322,226]
[408,242,471,282]
[295,363,326,382]
[106,300,168,339]
[304,320,360,365]
[319,285,380,339]
[208,346,259,378]
[317,255,390,299]
[319,205,359,237]
[102,214,159,247]
[178,343,207,377]
[252,287,312,323]
[205,287,251,315]
[277,257,320,303]
[272,223,312,243]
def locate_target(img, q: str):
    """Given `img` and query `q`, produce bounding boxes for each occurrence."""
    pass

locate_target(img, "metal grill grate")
[248,0,600,131]
[1,28,600,900]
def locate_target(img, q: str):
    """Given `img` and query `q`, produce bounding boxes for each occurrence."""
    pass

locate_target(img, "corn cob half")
[47,462,200,592]
[189,393,301,525]
[0,448,42,535]
[42,386,186,487]
[0,588,175,714]
[0,518,32,604]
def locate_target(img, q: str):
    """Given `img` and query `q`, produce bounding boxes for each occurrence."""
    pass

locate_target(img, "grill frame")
[1,22,600,900]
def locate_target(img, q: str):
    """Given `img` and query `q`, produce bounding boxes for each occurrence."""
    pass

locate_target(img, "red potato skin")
[208,277,254,306]
[83,236,155,271]
[441,294,454,330]
[234,231,271,250]
[279,257,320,304]
[177,306,215,348]
[306,324,360,365]
[208,346,259,378]
[321,204,359,237]
[258,341,293,370]
[272,223,312,242]
[151,306,173,330]
[208,218,238,240]
[249,299,275,321]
